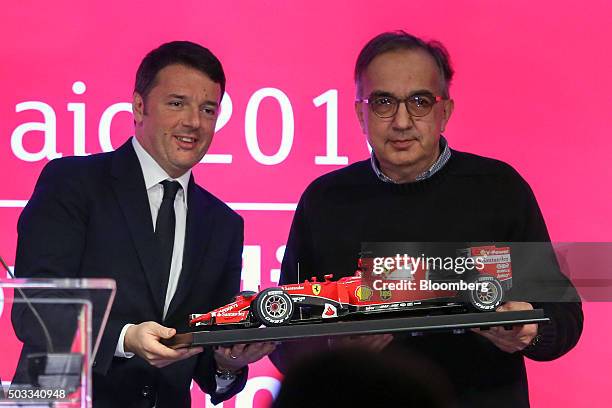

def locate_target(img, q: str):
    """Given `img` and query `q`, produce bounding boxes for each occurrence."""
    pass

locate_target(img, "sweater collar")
[370,136,451,184]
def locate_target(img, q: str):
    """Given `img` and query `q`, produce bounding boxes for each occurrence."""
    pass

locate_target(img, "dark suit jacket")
[12,139,247,407]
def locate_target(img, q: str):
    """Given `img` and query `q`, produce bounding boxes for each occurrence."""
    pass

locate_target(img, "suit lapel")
[165,178,216,320]
[111,140,165,319]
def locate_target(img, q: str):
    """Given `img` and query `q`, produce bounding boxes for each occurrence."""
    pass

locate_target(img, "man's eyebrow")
[369,90,395,98]
[167,93,219,107]
[409,89,437,97]
[368,89,437,98]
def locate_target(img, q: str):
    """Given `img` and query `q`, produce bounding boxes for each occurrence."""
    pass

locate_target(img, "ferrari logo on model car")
[312,284,321,295]
[380,290,392,301]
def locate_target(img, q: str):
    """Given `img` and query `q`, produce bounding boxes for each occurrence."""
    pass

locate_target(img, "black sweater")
[275,150,583,407]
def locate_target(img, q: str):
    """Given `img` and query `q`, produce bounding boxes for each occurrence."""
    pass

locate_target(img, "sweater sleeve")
[512,172,584,361]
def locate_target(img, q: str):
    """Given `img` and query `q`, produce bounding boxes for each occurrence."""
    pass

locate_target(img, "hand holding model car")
[472,301,539,353]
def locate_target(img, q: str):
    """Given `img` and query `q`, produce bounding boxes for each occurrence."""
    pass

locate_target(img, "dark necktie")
[156,180,181,307]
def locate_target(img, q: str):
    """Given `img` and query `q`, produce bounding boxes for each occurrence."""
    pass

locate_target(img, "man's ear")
[355,101,366,134]
[440,98,454,133]
[133,92,145,124]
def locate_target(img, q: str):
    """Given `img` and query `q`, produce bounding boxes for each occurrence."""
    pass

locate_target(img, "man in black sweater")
[271,31,582,407]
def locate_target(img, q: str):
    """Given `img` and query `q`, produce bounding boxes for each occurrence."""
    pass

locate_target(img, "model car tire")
[469,275,504,311]
[252,288,294,326]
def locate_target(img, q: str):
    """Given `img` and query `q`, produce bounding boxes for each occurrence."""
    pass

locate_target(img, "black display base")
[165,309,548,349]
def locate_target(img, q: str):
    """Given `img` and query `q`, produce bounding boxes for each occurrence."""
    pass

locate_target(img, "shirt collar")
[370,136,451,184]
[132,137,191,202]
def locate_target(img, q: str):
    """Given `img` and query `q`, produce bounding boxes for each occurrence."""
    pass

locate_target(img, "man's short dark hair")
[135,40,226,101]
[355,31,454,98]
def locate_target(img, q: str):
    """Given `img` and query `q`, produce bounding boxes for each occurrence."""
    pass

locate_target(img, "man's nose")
[392,101,413,130]
[182,107,201,129]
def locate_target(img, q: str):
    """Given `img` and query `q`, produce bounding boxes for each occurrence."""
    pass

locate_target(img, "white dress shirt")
[115,137,190,357]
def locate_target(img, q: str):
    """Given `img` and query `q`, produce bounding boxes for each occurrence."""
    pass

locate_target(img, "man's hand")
[328,334,394,352]
[214,342,277,372]
[472,301,538,353]
[124,321,203,368]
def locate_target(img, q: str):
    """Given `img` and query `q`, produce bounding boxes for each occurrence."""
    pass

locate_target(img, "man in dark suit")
[12,41,274,407]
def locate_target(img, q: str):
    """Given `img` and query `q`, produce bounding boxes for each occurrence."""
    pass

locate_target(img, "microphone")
[1,256,54,353]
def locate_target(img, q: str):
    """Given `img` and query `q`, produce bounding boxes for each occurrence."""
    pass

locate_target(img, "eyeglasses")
[357,93,444,118]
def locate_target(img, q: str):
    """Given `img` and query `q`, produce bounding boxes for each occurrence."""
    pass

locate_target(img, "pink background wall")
[1,1,611,406]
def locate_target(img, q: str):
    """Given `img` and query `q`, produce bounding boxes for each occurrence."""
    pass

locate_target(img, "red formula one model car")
[189,245,512,328]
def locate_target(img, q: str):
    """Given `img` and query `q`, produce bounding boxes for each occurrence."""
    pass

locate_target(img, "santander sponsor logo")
[220,312,248,317]
[217,302,242,313]
[322,304,338,318]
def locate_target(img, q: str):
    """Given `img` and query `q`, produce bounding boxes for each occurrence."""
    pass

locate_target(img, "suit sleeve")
[11,160,89,344]
[193,214,249,403]
[11,159,127,378]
